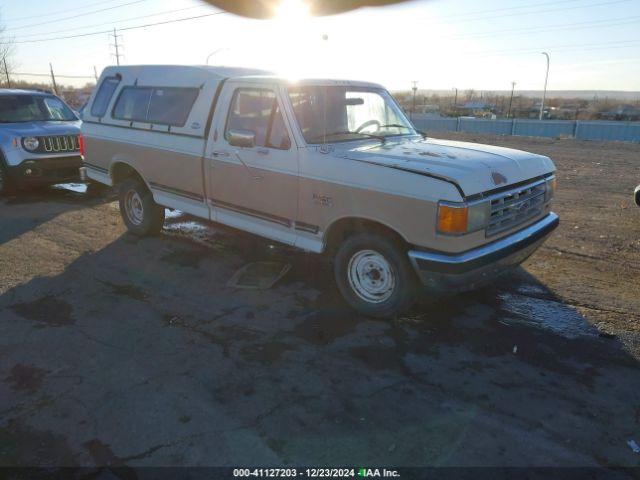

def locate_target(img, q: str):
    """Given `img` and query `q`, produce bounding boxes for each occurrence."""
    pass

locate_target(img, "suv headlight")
[22,137,40,151]
[437,200,491,235]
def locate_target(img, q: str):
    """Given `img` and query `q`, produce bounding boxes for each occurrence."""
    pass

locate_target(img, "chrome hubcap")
[124,190,144,226]
[347,249,396,303]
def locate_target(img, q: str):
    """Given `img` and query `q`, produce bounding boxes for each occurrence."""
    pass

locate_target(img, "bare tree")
[0,18,15,88]
[465,89,475,102]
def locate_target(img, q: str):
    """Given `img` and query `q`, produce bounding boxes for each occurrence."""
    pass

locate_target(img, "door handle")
[212,150,230,158]
[256,148,269,155]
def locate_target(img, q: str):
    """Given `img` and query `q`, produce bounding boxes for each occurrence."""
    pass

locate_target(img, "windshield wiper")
[310,131,386,144]
[378,123,413,130]
[379,123,427,138]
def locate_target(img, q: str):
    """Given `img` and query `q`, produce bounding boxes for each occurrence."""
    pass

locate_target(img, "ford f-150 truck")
[0,89,83,194]
[81,65,559,317]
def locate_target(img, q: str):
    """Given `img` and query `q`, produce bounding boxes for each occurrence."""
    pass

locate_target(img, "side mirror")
[228,129,256,148]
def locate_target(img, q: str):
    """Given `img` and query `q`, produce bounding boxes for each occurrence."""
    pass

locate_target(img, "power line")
[3,0,133,23]
[471,38,640,58]
[5,11,229,44]
[5,0,150,31]
[13,72,95,79]
[438,0,584,19]
[11,4,208,39]
[421,0,631,24]
[447,15,640,40]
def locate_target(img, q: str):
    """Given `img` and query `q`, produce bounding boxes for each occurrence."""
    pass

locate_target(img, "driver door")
[205,82,299,245]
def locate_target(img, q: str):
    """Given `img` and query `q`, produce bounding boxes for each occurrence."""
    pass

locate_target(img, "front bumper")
[7,155,83,187]
[408,212,559,292]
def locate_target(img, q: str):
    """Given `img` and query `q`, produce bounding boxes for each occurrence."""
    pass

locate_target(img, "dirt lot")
[1,134,639,470]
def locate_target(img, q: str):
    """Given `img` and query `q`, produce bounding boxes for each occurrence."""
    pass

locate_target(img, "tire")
[635,185,640,207]
[0,164,14,197]
[334,232,418,318]
[118,178,165,236]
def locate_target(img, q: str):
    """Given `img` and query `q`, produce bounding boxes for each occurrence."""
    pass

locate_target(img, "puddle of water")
[52,183,87,194]
[4,364,47,393]
[515,284,547,296]
[227,262,291,290]
[294,308,361,345]
[160,249,206,268]
[498,292,597,338]
[10,296,75,327]
[0,420,76,465]
[99,281,148,302]
[164,209,185,220]
[240,341,293,365]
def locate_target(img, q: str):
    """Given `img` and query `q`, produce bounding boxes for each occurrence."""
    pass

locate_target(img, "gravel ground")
[0,134,639,469]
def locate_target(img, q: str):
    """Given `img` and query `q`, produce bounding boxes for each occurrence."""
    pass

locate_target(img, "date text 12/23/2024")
[233,468,401,478]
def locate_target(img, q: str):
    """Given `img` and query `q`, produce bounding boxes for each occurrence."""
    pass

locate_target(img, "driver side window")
[225,88,291,150]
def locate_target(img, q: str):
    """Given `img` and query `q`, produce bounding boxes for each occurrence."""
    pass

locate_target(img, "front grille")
[486,179,547,237]
[34,135,81,154]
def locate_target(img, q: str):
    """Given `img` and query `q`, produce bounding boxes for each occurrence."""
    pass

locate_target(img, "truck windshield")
[0,95,77,123]
[287,85,416,144]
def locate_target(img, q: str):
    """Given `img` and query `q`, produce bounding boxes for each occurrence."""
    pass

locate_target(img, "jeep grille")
[36,135,81,154]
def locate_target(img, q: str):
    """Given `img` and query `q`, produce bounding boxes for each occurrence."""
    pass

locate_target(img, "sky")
[1,0,639,92]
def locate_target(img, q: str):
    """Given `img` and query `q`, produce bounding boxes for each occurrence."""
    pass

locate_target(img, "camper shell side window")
[91,76,121,118]
[111,86,200,128]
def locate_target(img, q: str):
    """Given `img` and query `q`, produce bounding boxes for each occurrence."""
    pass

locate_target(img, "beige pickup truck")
[81,65,558,317]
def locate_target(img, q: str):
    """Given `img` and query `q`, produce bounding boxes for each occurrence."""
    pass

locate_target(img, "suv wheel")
[118,178,165,236]
[635,184,640,207]
[0,165,12,196]
[334,233,417,318]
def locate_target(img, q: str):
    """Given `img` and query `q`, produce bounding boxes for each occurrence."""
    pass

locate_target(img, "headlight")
[545,176,557,202]
[22,137,40,151]
[437,200,491,235]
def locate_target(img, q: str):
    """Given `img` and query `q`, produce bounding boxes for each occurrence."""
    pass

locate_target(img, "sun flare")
[274,0,311,23]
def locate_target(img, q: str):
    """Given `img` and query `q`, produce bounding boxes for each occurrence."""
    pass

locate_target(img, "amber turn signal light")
[437,204,469,235]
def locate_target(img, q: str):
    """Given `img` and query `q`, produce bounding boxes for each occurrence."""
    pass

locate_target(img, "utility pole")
[3,57,10,88]
[110,28,123,66]
[508,81,516,118]
[411,81,418,119]
[49,63,58,95]
[539,52,550,120]
[452,87,458,115]
[94,65,99,82]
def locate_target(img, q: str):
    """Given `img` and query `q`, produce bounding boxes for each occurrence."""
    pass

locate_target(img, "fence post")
[573,120,580,139]
[511,118,517,136]
[456,117,461,132]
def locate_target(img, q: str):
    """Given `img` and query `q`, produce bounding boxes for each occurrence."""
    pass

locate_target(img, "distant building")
[458,101,496,117]
[599,105,640,121]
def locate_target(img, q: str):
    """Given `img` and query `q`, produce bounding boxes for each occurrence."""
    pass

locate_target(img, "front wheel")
[334,233,418,318]
[0,165,14,197]
[635,185,640,207]
[118,178,165,236]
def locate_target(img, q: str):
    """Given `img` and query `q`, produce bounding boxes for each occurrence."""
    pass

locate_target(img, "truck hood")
[0,120,81,137]
[334,137,555,197]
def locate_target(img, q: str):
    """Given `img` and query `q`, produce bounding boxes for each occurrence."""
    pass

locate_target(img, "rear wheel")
[635,184,640,207]
[118,178,165,236]
[334,233,417,318]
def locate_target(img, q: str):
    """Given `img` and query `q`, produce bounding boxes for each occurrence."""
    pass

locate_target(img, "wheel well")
[110,162,143,186]
[324,217,407,252]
